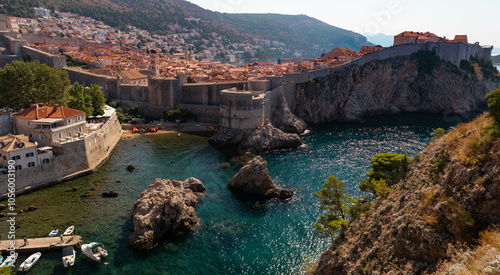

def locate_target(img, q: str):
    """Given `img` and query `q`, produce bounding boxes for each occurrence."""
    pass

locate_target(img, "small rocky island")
[128,177,206,250]
[228,156,293,200]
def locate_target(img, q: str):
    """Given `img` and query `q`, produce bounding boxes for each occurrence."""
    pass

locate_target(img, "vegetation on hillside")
[0,0,368,58]
[411,50,442,75]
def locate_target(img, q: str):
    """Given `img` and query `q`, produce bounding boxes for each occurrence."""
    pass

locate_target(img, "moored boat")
[62,247,76,267]
[18,252,41,271]
[1,252,18,267]
[48,229,58,236]
[81,242,108,262]
[63,225,75,236]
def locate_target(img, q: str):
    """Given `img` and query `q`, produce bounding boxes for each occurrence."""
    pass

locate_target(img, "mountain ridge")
[0,0,369,58]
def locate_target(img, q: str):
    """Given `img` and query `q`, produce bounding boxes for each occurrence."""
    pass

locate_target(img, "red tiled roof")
[15,104,85,120]
[395,31,439,38]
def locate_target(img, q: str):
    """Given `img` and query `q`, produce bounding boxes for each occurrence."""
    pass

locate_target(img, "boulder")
[102,191,119,198]
[128,177,206,250]
[228,156,293,200]
[127,165,136,172]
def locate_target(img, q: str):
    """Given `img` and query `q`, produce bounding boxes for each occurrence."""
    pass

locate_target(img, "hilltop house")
[14,104,87,147]
[0,134,53,172]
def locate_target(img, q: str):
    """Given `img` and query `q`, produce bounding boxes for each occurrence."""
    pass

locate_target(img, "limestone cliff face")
[295,56,498,123]
[312,115,500,274]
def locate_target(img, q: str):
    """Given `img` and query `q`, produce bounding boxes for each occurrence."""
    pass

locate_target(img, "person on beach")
[60,234,64,242]
[24,237,29,246]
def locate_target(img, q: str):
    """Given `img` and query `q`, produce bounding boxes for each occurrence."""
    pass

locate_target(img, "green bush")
[432,150,450,174]
[359,153,412,197]
[486,87,500,131]
[432,128,446,140]
[460,60,476,75]
[163,109,195,122]
[410,50,441,75]
[128,106,141,115]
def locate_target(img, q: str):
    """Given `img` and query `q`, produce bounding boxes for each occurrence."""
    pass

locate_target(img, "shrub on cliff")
[486,87,500,134]
[359,153,412,197]
[411,50,441,75]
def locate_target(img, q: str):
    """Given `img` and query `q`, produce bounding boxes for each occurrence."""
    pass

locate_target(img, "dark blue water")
[0,112,479,274]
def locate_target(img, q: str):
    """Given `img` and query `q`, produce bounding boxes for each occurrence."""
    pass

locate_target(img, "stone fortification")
[0,113,122,199]
[294,55,499,124]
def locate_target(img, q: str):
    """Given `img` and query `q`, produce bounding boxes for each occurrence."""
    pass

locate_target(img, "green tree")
[67,82,106,116]
[314,176,352,240]
[432,128,446,140]
[0,60,71,110]
[359,153,412,197]
[486,87,500,132]
[86,84,106,116]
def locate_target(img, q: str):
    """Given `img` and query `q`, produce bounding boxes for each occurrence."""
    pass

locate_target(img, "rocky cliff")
[128,177,206,250]
[311,114,500,274]
[295,55,499,123]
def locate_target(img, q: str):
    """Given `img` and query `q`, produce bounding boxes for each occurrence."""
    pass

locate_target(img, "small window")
[78,126,83,132]
[28,162,35,167]
[39,135,44,140]
[42,158,50,164]
[28,121,31,126]
[11,155,20,160]
[2,156,6,160]
[67,119,71,124]
[58,133,63,139]
[25,152,34,158]
[15,165,22,170]
[29,134,32,138]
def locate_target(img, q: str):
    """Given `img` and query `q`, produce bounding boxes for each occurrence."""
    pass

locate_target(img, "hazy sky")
[186,0,500,54]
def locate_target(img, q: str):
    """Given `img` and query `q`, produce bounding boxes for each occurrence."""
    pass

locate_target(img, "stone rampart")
[22,46,66,68]
[0,113,122,198]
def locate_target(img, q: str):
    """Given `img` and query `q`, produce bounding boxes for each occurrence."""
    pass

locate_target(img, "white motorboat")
[1,252,18,267]
[18,252,41,271]
[81,242,108,262]
[63,225,75,236]
[62,247,76,267]
[48,229,58,236]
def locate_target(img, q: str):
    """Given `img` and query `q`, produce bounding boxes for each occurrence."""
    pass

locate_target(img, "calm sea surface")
[0,112,481,274]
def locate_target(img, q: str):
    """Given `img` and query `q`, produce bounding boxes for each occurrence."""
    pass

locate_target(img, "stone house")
[0,134,53,171]
[14,104,87,147]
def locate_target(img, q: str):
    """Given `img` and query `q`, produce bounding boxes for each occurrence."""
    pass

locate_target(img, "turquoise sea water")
[0,112,481,274]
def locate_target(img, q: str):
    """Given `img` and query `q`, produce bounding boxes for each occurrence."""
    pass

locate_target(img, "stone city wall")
[176,104,221,123]
[21,46,66,68]
[0,113,122,198]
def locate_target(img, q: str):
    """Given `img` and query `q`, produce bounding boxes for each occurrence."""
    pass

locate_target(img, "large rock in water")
[128,177,206,250]
[228,156,293,200]
[210,120,302,154]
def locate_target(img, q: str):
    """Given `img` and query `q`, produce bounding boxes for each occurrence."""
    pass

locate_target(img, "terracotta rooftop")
[0,134,36,152]
[15,104,85,120]
[119,69,148,80]
[395,31,439,38]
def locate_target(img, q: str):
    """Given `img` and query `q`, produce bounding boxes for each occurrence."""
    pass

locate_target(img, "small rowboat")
[18,252,41,271]
[63,225,74,236]
[48,229,58,236]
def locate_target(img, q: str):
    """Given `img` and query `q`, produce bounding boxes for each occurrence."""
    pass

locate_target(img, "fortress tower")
[149,50,160,76]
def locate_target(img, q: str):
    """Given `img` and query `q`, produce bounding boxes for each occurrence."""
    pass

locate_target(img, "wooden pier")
[0,235,82,253]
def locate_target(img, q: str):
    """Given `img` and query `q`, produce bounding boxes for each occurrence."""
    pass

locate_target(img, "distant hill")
[492,54,500,63]
[0,0,368,58]
[364,33,394,47]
